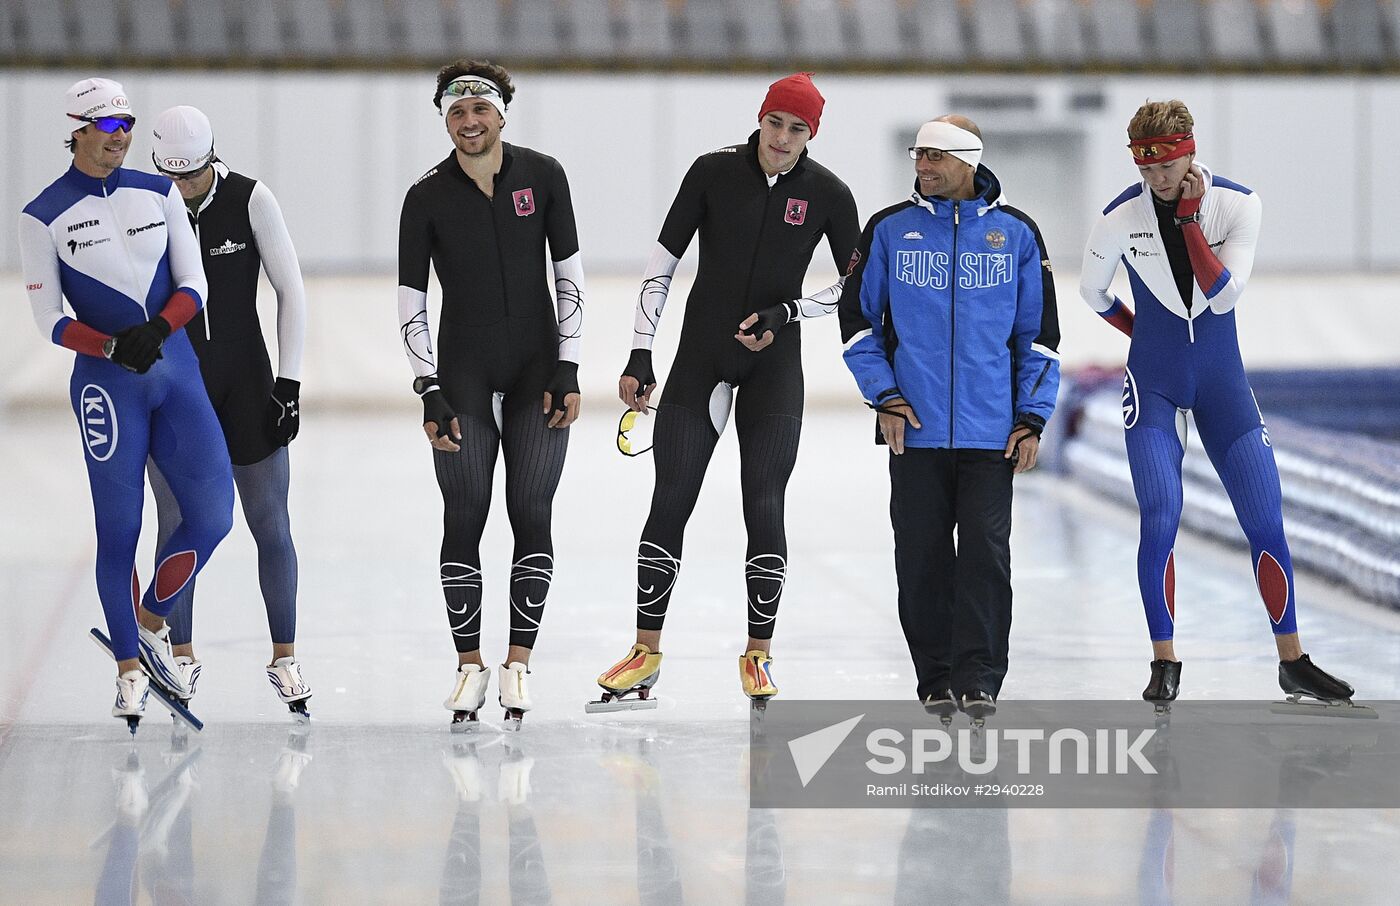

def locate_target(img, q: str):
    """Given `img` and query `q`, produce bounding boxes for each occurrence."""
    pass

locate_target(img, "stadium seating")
[0,1,1394,70]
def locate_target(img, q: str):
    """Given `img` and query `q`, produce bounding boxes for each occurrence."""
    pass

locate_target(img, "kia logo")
[162,157,190,169]
[80,383,118,461]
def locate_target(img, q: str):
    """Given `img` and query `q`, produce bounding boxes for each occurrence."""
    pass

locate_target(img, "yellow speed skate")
[741,649,779,713]
[585,643,663,714]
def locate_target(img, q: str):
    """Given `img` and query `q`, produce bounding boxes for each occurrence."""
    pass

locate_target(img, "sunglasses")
[156,162,211,182]
[443,78,503,101]
[74,114,136,134]
[908,147,976,162]
[617,407,654,457]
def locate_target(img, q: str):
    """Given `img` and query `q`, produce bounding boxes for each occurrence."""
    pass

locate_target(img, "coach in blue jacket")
[839,116,1060,721]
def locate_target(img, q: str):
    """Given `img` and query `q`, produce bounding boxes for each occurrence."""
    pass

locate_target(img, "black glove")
[265,377,301,447]
[421,388,457,440]
[743,301,797,341]
[545,360,580,416]
[104,315,171,374]
[622,349,656,400]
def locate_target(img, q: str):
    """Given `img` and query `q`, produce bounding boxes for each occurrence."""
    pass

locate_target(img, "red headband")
[1128,132,1195,165]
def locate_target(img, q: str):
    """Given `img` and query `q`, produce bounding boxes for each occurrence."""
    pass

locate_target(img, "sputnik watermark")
[752,700,1399,808]
[864,727,1156,776]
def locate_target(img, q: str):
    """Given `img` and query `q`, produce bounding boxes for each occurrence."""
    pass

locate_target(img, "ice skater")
[589,73,859,713]
[1079,99,1367,716]
[148,105,312,719]
[19,78,233,731]
[397,60,586,729]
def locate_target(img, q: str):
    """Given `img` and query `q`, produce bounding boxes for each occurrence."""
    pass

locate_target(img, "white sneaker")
[266,657,312,704]
[112,669,150,718]
[137,622,191,698]
[175,656,202,699]
[445,664,491,716]
[498,662,533,713]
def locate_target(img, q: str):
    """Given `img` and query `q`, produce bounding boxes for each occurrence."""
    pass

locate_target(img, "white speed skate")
[137,622,191,700]
[175,656,202,700]
[445,663,491,731]
[266,657,312,721]
[112,670,151,735]
[499,662,533,731]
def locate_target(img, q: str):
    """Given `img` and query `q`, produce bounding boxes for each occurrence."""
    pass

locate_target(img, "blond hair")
[1127,100,1193,140]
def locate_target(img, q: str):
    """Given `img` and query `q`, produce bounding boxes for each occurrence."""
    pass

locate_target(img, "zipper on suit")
[949,202,959,448]
[190,210,211,340]
[742,179,775,318]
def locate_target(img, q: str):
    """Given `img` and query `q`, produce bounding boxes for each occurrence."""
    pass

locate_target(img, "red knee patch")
[1256,551,1290,623]
[1163,552,1176,622]
[155,550,197,602]
[130,567,140,615]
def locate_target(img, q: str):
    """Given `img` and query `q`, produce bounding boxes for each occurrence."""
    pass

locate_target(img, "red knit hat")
[758,72,825,138]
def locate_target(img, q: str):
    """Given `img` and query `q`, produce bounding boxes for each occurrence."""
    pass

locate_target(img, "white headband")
[439,76,507,119]
[912,121,983,169]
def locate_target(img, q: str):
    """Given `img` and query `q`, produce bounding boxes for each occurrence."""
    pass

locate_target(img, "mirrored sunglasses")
[443,78,502,101]
[75,114,136,134]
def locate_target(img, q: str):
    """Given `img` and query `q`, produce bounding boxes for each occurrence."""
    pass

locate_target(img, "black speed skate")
[1142,659,1182,717]
[922,689,958,727]
[960,691,996,729]
[1272,654,1376,719]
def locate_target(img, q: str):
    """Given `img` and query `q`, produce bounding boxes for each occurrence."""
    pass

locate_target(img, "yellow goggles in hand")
[617,407,654,457]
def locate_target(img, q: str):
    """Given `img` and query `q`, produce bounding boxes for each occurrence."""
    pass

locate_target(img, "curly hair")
[1127,99,1194,140]
[433,60,515,111]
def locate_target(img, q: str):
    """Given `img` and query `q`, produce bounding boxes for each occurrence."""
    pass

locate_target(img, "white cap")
[913,120,983,169]
[151,106,215,174]
[64,77,130,139]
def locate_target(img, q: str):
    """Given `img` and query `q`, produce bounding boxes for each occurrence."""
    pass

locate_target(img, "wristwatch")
[412,374,440,396]
[1174,212,1202,226]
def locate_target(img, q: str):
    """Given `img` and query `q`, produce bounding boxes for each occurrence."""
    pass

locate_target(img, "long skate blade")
[585,697,660,714]
[1270,699,1378,720]
[90,628,204,733]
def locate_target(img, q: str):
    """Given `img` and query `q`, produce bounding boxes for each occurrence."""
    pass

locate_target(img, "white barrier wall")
[3,70,1399,273]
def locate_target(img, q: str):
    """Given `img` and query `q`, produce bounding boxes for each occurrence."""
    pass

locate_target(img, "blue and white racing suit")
[20,164,233,661]
[1079,164,1296,641]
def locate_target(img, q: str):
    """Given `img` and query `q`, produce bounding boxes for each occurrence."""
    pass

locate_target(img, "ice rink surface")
[2,405,1399,904]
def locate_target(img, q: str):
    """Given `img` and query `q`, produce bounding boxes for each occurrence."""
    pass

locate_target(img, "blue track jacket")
[839,167,1060,449]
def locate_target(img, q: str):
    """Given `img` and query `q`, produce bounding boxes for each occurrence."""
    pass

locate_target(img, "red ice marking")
[1256,551,1290,623]
[1163,552,1176,622]
[154,550,197,602]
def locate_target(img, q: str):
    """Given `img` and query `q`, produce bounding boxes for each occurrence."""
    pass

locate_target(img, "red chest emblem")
[513,188,536,217]
[784,198,808,226]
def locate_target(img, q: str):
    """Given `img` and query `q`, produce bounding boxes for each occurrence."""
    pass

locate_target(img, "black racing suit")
[398,143,580,652]
[636,132,860,639]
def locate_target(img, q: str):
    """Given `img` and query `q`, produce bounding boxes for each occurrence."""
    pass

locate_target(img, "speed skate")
[1270,653,1376,719]
[89,628,204,734]
[587,643,662,713]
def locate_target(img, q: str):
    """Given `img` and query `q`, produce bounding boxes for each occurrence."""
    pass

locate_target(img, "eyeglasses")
[73,114,136,134]
[156,162,211,182]
[443,78,503,102]
[908,147,976,162]
[617,407,654,457]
